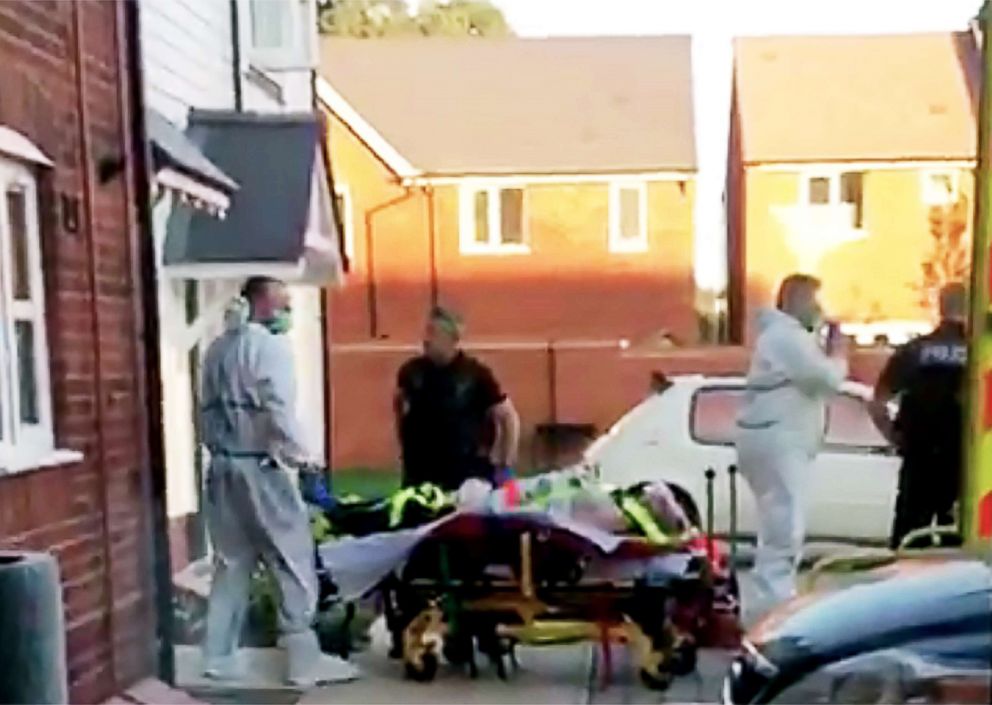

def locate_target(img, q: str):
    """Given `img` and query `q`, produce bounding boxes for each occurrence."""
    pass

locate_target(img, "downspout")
[424,186,439,307]
[230,0,243,111]
[116,0,175,683]
[72,0,117,688]
[364,188,415,338]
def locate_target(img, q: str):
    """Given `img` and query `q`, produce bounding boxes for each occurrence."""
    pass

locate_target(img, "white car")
[584,375,899,542]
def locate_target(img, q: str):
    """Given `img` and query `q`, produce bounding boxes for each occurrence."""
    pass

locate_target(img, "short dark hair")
[241,276,283,303]
[776,274,821,310]
[428,305,464,339]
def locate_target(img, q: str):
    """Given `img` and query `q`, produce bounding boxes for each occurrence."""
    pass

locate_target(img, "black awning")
[147,109,237,194]
[162,110,342,282]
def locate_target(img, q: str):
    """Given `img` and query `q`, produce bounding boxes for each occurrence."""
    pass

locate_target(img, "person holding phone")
[735,274,849,617]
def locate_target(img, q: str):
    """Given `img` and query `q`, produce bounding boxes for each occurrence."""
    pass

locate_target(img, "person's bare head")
[939,282,967,324]
[242,276,289,323]
[776,273,824,330]
[423,306,463,365]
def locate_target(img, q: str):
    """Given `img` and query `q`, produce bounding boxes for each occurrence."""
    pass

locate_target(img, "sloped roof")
[319,36,697,176]
[164,111,341,281]
[734,33,978,165]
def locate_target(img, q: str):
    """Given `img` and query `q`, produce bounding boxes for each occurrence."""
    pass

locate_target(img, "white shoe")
[203,652,244,681]
[281,631,361,687]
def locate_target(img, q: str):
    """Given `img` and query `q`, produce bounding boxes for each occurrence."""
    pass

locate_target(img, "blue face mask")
[263,308,292,335]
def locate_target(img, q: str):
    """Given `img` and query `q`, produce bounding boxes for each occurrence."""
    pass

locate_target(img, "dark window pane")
[499,188,524,244]
[473,190,490,244]
[840,171,864,228]
[691,388,746,445]
[808,177,831,205]
[619,187,641,240]
[6,189,30,301]
[15,321,38,424]
[826,394,887,449]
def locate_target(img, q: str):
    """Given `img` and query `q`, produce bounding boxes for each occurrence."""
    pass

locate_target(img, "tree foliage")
[318,0,511,38]
[915,196,972,314]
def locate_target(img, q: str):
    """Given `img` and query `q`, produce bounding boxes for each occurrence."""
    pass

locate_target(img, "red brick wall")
[0,2,156,702]
[329,342,891,470]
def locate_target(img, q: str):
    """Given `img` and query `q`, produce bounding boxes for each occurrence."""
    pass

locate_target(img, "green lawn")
[329,467,401,498]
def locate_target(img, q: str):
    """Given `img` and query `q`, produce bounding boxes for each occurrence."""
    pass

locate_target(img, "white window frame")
[0,157,56,471]
[243,0,315,71]
[608,180,649,253]
[920,169,960,207]
[458,183,530,255]
[334,183,354,261]
[800,170,865,230]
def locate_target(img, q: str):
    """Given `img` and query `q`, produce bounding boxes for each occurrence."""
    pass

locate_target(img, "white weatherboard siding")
[140,0,236,126]
[141,0,328,522]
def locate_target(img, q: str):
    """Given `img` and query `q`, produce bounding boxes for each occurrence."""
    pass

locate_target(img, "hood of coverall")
[224,297,251,332]
[756,307,802,335]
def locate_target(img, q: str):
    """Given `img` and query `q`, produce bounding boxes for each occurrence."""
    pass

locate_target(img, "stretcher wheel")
[402,603,445,683]
[669,633,698,676]
[404,652,438,683]
[639,665,674,691]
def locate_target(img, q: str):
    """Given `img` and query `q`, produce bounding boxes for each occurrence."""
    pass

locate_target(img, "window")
[245,0,313,70]
[690,387,746,446]
[459,185,528,254]
[825,393,889,451]
[921,170,959,207]
[0,158,54,468]
[802,171,865,229]
[609,181,648,252]
[333,184,354,261]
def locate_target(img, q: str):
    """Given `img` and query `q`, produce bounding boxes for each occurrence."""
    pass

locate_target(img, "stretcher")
[306,468,741,690]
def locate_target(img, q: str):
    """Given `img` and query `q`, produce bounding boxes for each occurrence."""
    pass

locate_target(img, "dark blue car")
[723,559,992,704]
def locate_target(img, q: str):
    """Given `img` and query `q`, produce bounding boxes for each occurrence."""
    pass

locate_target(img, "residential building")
[0,0,162,700]
[728,33,978,342]
[139,0,342,570]
[317,37,697,469]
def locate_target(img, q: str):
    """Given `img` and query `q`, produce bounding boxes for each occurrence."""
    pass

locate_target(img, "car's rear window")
[691,387,745,446]
[826,394,889,449]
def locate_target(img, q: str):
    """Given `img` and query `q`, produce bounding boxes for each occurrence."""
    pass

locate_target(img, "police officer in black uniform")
[393,306,520,491]
[869,283,968,549]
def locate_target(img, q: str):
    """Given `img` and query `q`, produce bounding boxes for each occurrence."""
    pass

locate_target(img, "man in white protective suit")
[199,276,359,687]
[735,274,848,618]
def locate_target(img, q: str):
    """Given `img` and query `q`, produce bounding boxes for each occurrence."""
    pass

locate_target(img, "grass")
[329,466,401,498]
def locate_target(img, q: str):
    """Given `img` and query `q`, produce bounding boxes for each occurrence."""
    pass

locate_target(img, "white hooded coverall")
[199,303,356,685]
[735,308,847,615]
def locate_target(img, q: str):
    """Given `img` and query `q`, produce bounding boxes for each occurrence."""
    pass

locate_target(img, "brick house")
[0,0,165,702]
[317,37,699,469]
[727,33,978,344]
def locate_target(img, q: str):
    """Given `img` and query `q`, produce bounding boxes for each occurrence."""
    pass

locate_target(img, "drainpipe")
[229,0,243,111]
[364,188,415,338]
[117,0,175,684]
[424,186,439,307]
[73,0,119,688]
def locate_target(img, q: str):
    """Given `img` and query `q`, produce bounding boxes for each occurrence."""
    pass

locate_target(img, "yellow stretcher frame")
[964,2,992,551]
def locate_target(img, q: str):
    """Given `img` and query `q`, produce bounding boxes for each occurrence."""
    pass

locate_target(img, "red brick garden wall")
[329,341,890,471]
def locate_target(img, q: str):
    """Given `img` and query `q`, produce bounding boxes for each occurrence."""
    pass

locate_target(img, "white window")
[608,181,648,253]
[0,157,54,469]
[801,171,864,229]
[921,170,959,207]
[459,185,528,254]
[333,183,354,261]
[245,0,315,70]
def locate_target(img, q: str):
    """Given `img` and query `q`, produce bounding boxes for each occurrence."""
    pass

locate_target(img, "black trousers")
[889,449,960,550]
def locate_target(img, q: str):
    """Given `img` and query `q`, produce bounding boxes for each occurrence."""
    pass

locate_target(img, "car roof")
[666,374,872,398]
